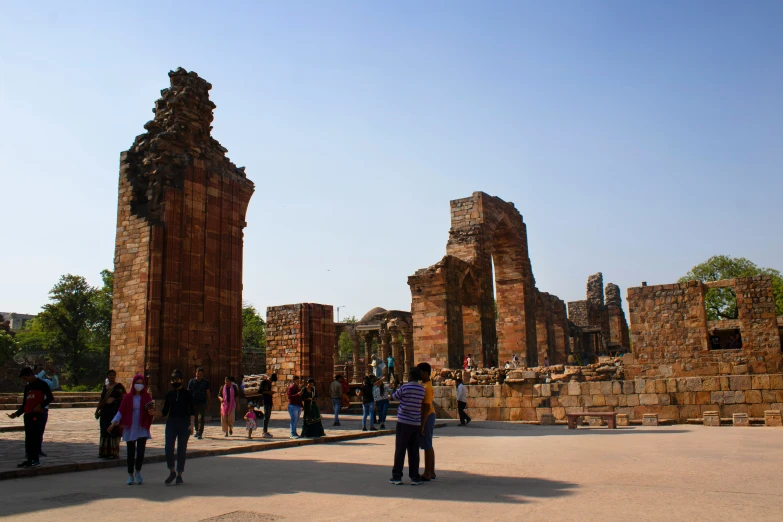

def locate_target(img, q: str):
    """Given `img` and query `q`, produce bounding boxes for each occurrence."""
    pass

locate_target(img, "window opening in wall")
[705,288,739,321]
[708,328,742,350]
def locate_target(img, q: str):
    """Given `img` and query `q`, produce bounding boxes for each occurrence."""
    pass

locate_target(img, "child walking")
[245,403,257,439]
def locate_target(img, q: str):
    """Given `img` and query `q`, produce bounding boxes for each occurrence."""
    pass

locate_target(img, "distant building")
[0,312,36,332]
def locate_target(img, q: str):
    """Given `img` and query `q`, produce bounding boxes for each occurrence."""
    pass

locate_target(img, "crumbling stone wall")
[409,192,568,370]
[110,68,254,399]
[266,304,335,410]
[627,276,782,377]
[568,273,630,358]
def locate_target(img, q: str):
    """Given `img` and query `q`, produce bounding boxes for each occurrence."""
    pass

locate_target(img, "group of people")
[9,359,470,487]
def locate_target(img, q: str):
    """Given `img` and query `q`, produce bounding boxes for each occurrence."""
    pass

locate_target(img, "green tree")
[0,320,16,365]
[242,303,266,374]
[679,255,783,320]
[337,315,357,361]
[37,274,99,384]
[90,269,113,355]
[14,317,54,363]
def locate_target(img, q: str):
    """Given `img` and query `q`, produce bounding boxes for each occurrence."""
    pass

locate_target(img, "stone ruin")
[568,272,631,362]
[408,192,571,371]
[109,68,254,399]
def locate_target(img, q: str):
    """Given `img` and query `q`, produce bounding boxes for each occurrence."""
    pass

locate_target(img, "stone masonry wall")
[432,373,783,423]
[626,276,782,377]
[266,304,335,410]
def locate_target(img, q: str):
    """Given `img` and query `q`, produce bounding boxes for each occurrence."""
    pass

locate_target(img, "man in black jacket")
[7,367,54,468]
[162,369,195,485]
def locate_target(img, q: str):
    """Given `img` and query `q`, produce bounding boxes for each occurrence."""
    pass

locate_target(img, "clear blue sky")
[1,1,781,322]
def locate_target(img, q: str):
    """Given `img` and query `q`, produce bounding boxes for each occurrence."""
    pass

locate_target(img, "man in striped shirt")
[390,366,425,485]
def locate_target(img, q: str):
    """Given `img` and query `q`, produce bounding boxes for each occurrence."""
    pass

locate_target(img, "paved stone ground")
[0,408,397,476]
[1,420,782,521]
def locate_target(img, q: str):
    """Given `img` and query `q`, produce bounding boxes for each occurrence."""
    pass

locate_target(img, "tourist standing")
[358,375,377,431]
[6,367,54,468]
[162,369,195,485]
[287,376,304,438]
[341,374,351,409]
[259,373,277,438]
[218,376,237,437]
[96,369,126,458]
[108,374,155,485]
[386,354,395,381]
[417,362,437,481]
[373,377,390,429]
[34,365,58,457]
[187,366,210,439]
[301,378,326,438]
[389,366,425,485]
[330,375,344,426]
[455,377,470,426]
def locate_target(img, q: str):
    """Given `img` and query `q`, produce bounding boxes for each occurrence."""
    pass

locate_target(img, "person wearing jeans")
[287,376,303,438]
[109,374,155,485]
[374,379,390,429]
[390,366,425,485]
[456,377,471,425]
[359,375,377,431]
[8,367,54,468]
[162,369,195,485]
[329,375,344,426]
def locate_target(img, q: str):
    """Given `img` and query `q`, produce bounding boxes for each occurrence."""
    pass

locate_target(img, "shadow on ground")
[0,451,578,517]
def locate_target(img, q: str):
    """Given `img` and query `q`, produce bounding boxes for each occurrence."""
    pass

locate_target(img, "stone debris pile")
[241,375,269,397]
[433,359,624,386]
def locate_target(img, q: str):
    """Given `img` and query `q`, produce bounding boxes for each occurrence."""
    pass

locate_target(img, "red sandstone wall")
[266,304,335,410]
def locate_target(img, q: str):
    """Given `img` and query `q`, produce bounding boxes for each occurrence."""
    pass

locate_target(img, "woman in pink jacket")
[108,374,156,485]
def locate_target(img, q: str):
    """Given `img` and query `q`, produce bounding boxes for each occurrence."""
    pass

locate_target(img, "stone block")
[616,413,629,426]
[729,375,751,391]
[745,390,762,404]
[627,394,640,407]
[567,381,581,396]
[539,413,556,425]
[592,394,606,407]
[639,394,659,405]
[765,410,782,427]
[732,413,749,427]
[751,375,770,390]
[702,377,720,392]
[605,394,619,407]
[588,417,604,427]
[642,413,658,426]
[655,380,667,393]
[612,381,622,395]
[703,411,720,426]
[685,377,703,392]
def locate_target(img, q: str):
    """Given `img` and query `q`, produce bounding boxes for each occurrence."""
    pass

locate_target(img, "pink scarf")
[221,383,235,416]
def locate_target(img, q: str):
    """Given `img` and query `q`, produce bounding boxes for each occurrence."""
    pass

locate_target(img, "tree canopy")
[241,303,266,374]
[679,255,783,320]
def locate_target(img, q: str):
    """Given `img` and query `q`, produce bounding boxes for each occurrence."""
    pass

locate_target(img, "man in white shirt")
[456,377,470,426]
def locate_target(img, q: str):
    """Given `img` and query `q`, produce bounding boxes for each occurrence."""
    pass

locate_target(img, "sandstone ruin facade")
[568,272,630,362]
[408,192,571,370]
[109,68,254,397]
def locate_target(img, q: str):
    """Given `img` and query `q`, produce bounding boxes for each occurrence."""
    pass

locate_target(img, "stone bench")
[567,411,617,429]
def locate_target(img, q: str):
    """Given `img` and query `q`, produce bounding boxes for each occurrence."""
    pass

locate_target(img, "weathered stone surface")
[732,412,749,427]
[616,413,629,426]
[703,411,720,427]
[642,413,659,426]
[765,410,782,427]
[109,68,254,399]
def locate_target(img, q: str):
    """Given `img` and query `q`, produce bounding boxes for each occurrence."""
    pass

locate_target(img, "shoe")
[165,471,177,485]
[362,427,367,432]
[39,452,47,457]
[175,476,183,485]
[466,418,471,425]
[389,478,403,485]
[229,429,233,435]
[420,476,431,482]
[21,461,40,468]
[135,471,143,485]
[17,461,28,468]
[333,422,341,426]
[370,427,378,431]
[410,479,423,486]
[224,432,228,437]
[126,475,135,485]
[263,433,272,438]
[380,424,385,429]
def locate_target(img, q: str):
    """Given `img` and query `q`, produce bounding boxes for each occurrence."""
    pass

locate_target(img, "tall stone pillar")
[351,332,361,383]
[363,332,375,377]
[389,327,401,381]
[402,328,414,377]
[379,329,391,378]
[109,68,254,401]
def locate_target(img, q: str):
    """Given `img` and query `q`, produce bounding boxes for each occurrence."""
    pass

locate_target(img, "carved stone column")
[379,328,391,378]
[351,330,361,383]
[363,332,375,377]
[402,328,414,377]
[389,326,402,382]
